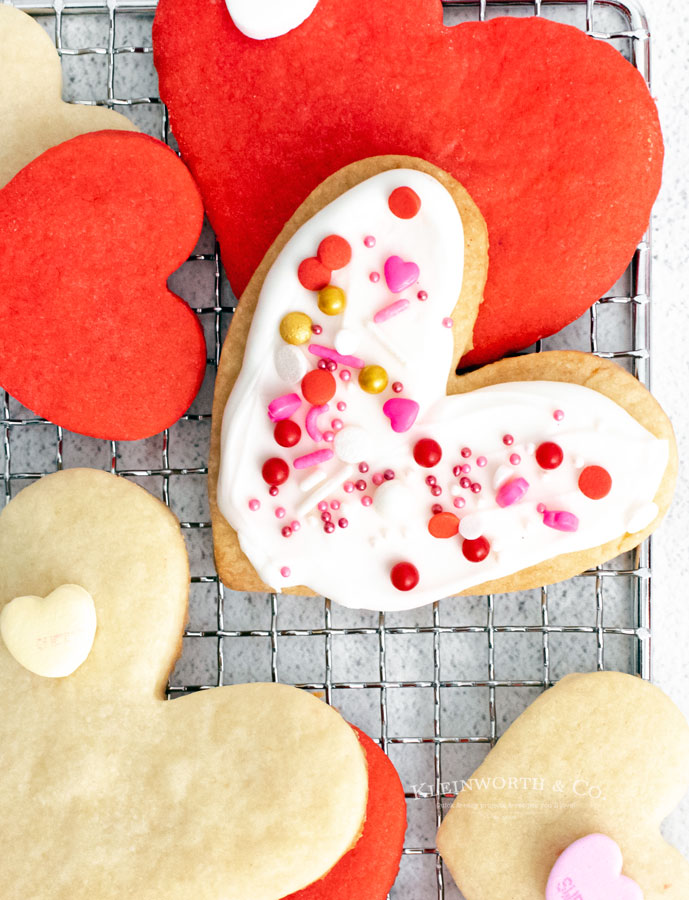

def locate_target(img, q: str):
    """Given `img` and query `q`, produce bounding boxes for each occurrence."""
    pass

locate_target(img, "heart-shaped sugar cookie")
[0,5,137,189]
[0,584,96,678]
[437,672,689,899]
[208,157,676,611]
[0,131,206,440]
[153,2,663,365]
[0,469,374,900]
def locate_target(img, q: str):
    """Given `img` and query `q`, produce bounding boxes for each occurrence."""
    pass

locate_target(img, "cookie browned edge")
[209,155,490,595]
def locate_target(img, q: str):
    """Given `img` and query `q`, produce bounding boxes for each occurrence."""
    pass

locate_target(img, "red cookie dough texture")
[153,2,663,365]
[0,131,206,440]
[285,727,406,900]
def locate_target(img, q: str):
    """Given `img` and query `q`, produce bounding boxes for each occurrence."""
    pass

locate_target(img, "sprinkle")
[461,464,471,474]
[248,499,260,512]
[364,235,376,248]
[323,431,334,442]
[321,511,332,522]
[300,469,327,492]
[509,454,521,466]
[373,473,384,486]
[308,344,365,370]
[294,449,334,469]
[503,434,514,446]
[324,522,335,534]
[392,382,404,393]
[431,503,443,515]
[554,409,565,422]
[542,509,579,532]
[425,475,437,487]
[330,500,340,511]
[281,526,292,538]
[362,496,373,507]
[356,479,367,491]
[317,501,328,512]
[343,481,355,493]
[442,317,453,329]
[338,517,349,528]
[431,485,442,497]
[370,272,381,283]
[291,521,301,532]
[461,447,472,459]
[311,324,323,335]
[275,507,286,519]
[374,298,410,324]
[417,291,428,301]
[476,456,487,468]
[269,486,279,497]
[496,477,530,508]
[470,483,482,494]
[280,567,291,578]
[460,477,471,489]
[453,497,466,510]
[537,503,546,514]
[305,403,329,442]
[331,418,343,432]
[337,401,347,412]
[268,392,301,422]
[383,470,395,481]
[359,462,370,474]
[340,369,351,383]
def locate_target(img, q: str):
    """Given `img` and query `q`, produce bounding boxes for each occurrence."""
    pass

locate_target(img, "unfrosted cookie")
[437,672,689,900]
[0,469,370,900]
[153,2,663,365]
[208,157,676,611]
[0,4,136,189]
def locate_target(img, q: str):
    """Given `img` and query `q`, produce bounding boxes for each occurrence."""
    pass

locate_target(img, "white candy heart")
[0,584,96,678]
[225,0,319,41]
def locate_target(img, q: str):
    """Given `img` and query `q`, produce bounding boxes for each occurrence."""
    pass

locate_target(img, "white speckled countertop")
[2,0,688,895]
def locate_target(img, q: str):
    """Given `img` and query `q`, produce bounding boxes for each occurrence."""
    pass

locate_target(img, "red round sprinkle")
[414,438,442,468]
[274,419,301,448]
[535,441,564,470]
[431,503,443,515]
[578,465,612,500]
[269,485,279,497]
[262,458,289,486]
[390,561,420,592]
[388,186,422,219]
[431,485,442,497]
[338,517,349,529]
[317,234,352,270]
[462,536,491,563]
[301,369,336,405]
[298,257,331,291]
[428,512,460,539]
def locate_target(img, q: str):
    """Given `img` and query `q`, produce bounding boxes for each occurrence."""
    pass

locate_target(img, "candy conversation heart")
[225,0,320,40]
[153,1,663,365]
[209,158,676,611]
[0,469,375,900]
[437,672,689,899]
[0,5,137,189]
[0,131,206,440]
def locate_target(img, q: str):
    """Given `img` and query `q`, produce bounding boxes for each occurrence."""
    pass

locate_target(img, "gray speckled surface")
[2,1,688,897]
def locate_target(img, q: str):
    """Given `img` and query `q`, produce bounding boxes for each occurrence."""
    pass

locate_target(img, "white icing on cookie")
[0,584,96,678]
[226,0,319,41]
[217,169,668,611]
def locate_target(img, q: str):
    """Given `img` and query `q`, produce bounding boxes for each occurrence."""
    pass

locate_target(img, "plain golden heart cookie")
[437,671,689,899]
[0,469,367,900]
[0,4,137,189]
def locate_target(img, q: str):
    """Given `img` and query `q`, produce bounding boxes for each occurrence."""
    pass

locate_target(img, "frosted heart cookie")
[208,157,676,610]
[0,4,136,189]
[437,672,689,899]
[0,469,408,900]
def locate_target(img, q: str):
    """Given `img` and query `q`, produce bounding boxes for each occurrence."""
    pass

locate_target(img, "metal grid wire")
[2,1,654,897]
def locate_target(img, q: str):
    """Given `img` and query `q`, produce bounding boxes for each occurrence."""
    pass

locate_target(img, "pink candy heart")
[384,255,420,294]
[546,834,643,900]
[382,398,420,434]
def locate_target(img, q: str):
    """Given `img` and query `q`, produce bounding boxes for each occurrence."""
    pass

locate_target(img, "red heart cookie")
[153,1,663,366]
[0,131,206,440]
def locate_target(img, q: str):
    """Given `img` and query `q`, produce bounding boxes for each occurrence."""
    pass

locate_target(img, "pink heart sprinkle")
[382,398,420,434]
[496,477,529,508]
[543,509,579,532]
[546,834,643,900]
[384,255,420,294]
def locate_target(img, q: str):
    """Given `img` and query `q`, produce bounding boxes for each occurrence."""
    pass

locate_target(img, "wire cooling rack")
[2,1,655,897]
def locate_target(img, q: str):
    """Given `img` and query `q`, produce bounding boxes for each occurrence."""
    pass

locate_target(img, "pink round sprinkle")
[372,473,384,486]
[344,481,355,493]
[362,495,373,507]
[453,497,466,510]
[340,369,351,382]
[281,526,292,538]
[291,520,301,532]
[321,511,332,522]
[392,381,404,393]
[509,453,522,466]
[370,272,381,283]
[317,501,328,512]
[384,469,395,481]
[431,485,442,497]
[461,447,472,459]
[442,317,454,329]
[364,235,376,248]
[356,479,367,491]
[477,456,487,468]
[326,359,337,372]
[330,500,340,511]
[269,486,279,497]
[452,465,462,477]
[331,418,343,431]
[323,430,335,442]
[417,290,428,301]
[337,401,347,412]
[248,499,260,511]
[471,483,481,494]
[318,359,327,370]
[503,434,514,446]
[461,464,471,475]
[311,324,322,335]
[537,503,546,514]
[338,517,349,529]
[431,503,443,515]
[359,462,369,474]
[460,477,471,489]
[426,475,437,487]
[275,507,286,519]
[324,522,336,534]
[280,566,291,578]
[554,409,565,422]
